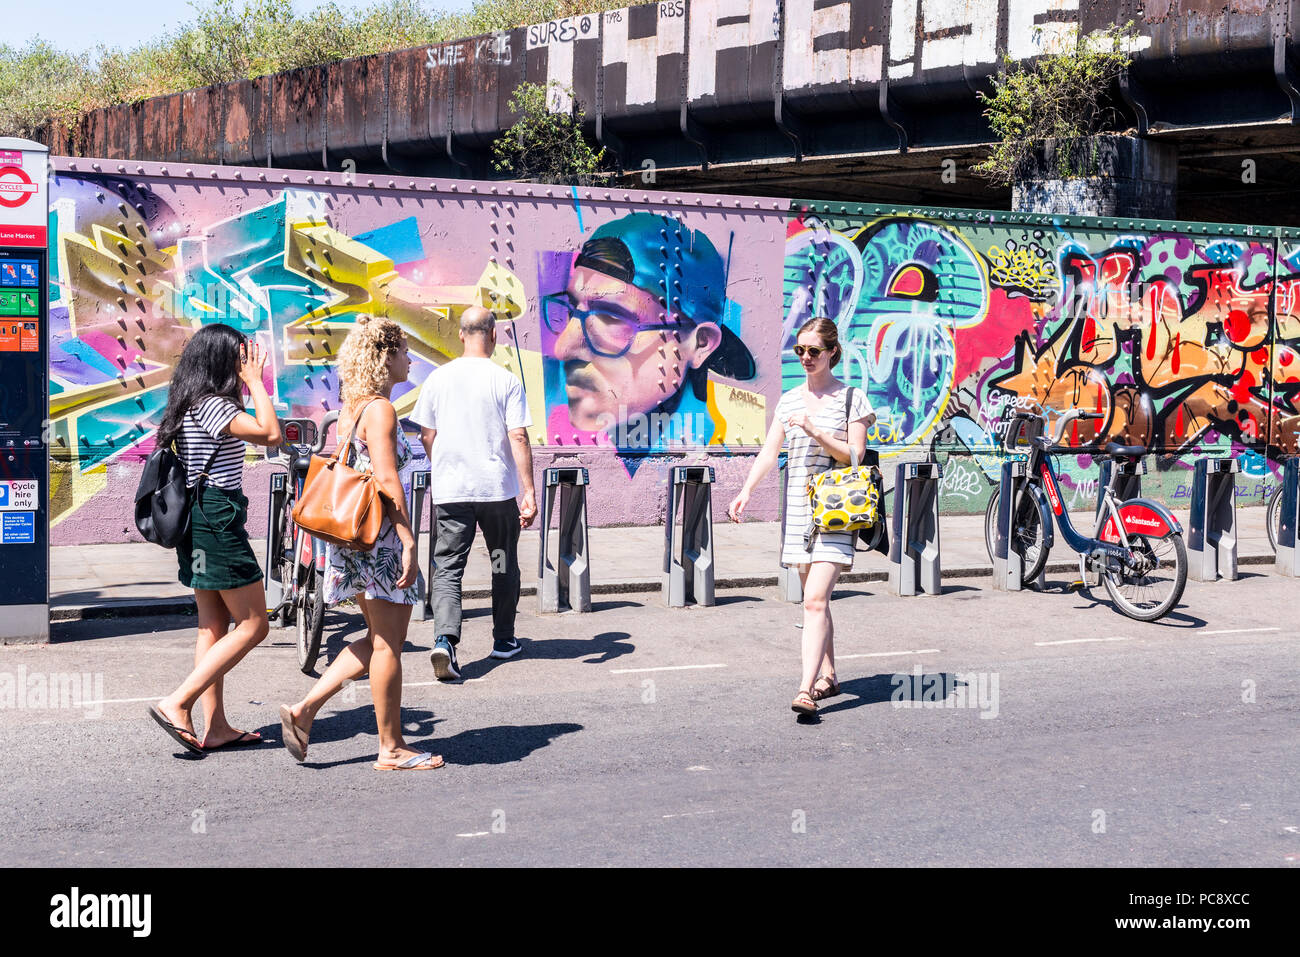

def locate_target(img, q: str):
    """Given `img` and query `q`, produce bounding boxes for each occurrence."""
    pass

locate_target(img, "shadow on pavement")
[503,630,635,666]
[423,721,584,766]
[816,671,965,716]
[712,594,763,606]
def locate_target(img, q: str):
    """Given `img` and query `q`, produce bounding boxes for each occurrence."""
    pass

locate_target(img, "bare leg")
[191,591,261,748]
[365,596,430,765]
[799,561,842,695]
[156,581,269,742]
[288,594,373,736]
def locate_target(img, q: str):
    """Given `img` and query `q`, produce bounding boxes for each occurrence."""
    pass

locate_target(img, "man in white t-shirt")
[411,306,537,679]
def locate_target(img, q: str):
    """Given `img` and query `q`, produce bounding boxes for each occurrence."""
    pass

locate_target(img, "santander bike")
[266,412,338,673]
[985,404,1188,622]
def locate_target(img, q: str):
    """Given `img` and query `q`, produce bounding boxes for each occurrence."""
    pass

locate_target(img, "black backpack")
[134,442,216,548]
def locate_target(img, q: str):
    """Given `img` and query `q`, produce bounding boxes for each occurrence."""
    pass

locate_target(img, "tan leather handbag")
[292,399,384,551]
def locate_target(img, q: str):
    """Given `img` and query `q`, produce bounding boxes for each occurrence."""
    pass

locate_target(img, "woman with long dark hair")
[727,317,875,719]
[279,315,437,770]
[147,323,281,753]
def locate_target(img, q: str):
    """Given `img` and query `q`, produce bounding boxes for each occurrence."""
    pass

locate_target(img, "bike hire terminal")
[0,138,49,641]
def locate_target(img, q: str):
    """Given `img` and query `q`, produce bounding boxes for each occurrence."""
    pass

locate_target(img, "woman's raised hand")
[238,340,268,385]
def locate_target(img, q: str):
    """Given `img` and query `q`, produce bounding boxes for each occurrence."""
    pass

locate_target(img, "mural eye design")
[887,264,937,301]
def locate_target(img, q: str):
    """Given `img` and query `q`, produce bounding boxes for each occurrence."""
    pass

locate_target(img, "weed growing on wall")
[974,23,1137,186]
[492,81,607,186]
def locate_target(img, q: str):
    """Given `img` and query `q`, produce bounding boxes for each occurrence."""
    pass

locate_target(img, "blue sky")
[1,0,474,56]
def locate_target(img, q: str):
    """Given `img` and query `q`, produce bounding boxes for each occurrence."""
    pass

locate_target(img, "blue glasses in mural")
[541,293,684,358]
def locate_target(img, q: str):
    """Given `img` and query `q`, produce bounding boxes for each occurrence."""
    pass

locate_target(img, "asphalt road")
[1,571,1297,867]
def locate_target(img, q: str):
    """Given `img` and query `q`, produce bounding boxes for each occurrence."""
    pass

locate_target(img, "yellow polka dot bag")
[804,387,882,551]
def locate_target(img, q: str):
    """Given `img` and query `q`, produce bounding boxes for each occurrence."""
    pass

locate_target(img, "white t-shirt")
[410,357,532,504]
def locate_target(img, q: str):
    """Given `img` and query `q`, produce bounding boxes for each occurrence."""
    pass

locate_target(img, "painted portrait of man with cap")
[541,212,756,450]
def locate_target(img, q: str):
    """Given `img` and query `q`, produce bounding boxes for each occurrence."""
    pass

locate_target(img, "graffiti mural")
[45,166,788,542]
[43,162,1298,544]
[782,209,1300,511]
[536,211,768,460]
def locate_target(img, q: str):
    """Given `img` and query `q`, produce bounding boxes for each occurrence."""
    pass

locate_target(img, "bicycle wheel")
[985,486,1048,584]
[297,564,326,674]
[1267,485,1282,553]
[1102,531,1187,622]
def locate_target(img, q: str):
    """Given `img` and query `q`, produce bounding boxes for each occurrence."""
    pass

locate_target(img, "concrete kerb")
[46,553,1280,624]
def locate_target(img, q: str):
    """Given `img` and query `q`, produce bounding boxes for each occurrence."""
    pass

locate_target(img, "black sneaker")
[430,636,460,680]
[490,636,522,660]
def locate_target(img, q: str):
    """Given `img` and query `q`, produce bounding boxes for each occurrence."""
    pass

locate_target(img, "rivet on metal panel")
[546,189,553,197]
[470,185,478,193]
[409,181,416,189]
[93,163,102,171]
[258,173,266,180]
[186,169,194,177]
[506,187,514,195]
[159,167,167,175]
[282,174,290,182]
[367,179,375,187]
[449,184,457,191]
[210,170,218,178]
[68,161,77,169]
[306,175,314,183]
[137,166,146,174]
[116,164,125,173]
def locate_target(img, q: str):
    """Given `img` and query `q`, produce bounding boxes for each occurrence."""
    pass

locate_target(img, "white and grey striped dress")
[777,383,875,568]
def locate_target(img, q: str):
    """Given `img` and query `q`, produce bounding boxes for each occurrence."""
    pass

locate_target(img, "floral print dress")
[323,424,426,606]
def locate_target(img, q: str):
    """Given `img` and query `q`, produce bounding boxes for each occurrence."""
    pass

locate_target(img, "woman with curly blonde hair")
[280,315,442,770]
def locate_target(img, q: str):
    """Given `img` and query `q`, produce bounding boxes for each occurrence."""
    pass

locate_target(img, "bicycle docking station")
[992,459,1034,592]
[264,469,291,615]
[539,467,591,613]
[1188,457,1239,582]
[407,470,431,621]
[776,462,803,603]
[1097,456,1144,512]
[664,466,715,608]
[889,460,943,596]
[1274,458,1300,577]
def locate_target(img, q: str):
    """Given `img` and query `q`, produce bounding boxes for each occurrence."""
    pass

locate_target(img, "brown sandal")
[791,691,817,716]
[811,675,841,701]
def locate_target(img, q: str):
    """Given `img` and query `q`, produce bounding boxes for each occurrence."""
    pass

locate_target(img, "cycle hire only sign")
[0,480,36,542]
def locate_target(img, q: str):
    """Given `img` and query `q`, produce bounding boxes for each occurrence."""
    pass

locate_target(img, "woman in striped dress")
[727,318,875,718]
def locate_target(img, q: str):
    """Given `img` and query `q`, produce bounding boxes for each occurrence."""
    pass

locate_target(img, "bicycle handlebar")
[314,411,339,454]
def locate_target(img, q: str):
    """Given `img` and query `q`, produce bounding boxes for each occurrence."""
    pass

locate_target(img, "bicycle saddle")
[1104,441,1147,459]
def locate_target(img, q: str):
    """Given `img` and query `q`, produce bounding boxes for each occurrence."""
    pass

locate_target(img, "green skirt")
[176,485,263,591]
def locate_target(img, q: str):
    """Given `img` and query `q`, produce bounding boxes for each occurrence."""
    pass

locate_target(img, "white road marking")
[1201,627,1280,636]
[662,810,717,819]
[1034,636,1132,646]
[455,832,490,838]
[836,649,941,660]
[609,663,727,674]
[86,695,165,706]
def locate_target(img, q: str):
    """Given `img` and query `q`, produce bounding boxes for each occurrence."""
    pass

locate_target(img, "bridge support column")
[1012,135,1178,219]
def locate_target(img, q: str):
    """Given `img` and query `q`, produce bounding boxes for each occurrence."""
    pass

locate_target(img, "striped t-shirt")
[176,395,246,490]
